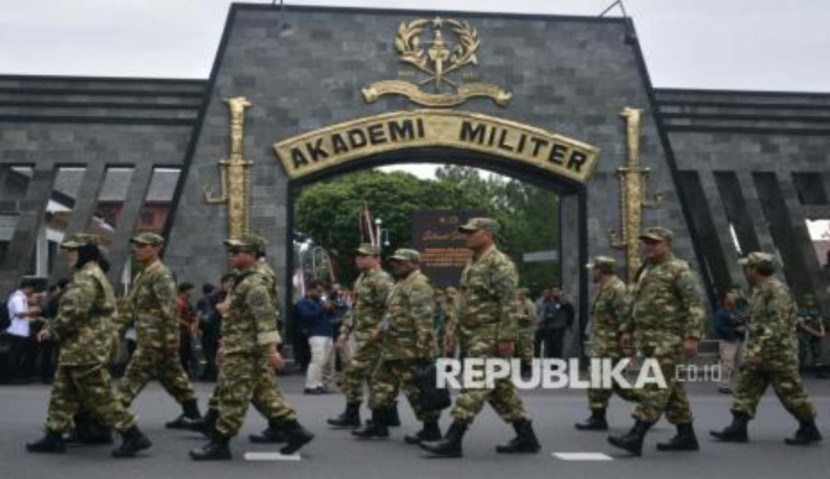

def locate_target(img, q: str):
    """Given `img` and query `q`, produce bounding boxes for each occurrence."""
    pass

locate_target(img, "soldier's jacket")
[50,262,117,366]
[379,270,435,360]
[458,246,519,342]
[623,253,705,342]
[744,278,799,367]
[222,267,280,355]
[442,296,459,339]
[341,266,393,342]
[255,257,283,344]
[117,260,178,349]
[589,276,631,357]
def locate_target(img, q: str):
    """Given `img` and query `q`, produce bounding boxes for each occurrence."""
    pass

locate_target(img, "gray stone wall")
[165,5,698,320]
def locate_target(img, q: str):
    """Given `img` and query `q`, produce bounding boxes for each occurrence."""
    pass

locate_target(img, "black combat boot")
[277,419,315,454]
[352,408,389,439]
[249,418,287,444]
[575,409,609,431]
[404,421,442,444]
[709,412,749,443]
[496,418,541,453]
[784,420,823,446]
[607,419,653,456]
[327,402,361,428]
[26,429,67,453]
[420,420,468,458]
[657,423,699,451]
[193,408,218,438]
[166,399,202,429]
[111,425,152,458]
[189,431,232,461]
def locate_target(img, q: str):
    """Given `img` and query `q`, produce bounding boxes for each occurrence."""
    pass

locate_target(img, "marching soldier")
[190,236,313,460]
[197,235,298,445]
[516,288,536,375]
[575,256,635,431]
[421,218,540,457]
[27,233,151,457]
[711,252,822,445]
[328,244,394,428]
[115,233,202,428]
[608,226,705,456]
[796,294,826,378]
[352,249,442,443]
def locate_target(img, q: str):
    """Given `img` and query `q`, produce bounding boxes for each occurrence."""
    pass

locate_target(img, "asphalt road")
[1,375,828,479]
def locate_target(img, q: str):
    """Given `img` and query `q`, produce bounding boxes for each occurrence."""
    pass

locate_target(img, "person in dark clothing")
[539,287,574,359]
[296,281,333,394]
[177,283,197,377]
[713,291,746,394]
[197,283,220,381]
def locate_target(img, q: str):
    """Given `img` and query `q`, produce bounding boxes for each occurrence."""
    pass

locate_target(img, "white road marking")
[552,452,614,461]
[244,452,302,461]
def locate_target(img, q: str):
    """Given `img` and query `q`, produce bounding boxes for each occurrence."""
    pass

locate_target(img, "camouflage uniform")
[368,251,439,424]
[451,244,526,425]
[214,265,292,437]
[515,291,536,364]
[116,249,196,408]
[623,233,705,425]
[45,256,136,434]
[341,265,393,404]
[732,276,817,421]
[586,260,636,412]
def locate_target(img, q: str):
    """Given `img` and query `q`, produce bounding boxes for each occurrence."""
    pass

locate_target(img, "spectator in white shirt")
[5,278,41,383]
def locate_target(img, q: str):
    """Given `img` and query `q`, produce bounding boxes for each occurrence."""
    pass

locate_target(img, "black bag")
[415,362,452,411]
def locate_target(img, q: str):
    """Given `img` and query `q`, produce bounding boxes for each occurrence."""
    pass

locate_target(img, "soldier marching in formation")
[190,235,313,460]
[710,252,822,446]
[421,218,541,457]
[351,248,442,443]
[115,232,202,429]
[20,217,826,465]
[26,233,152,457]
[608,226,706,456]
[328,244,394,428]
[575,255,636,431]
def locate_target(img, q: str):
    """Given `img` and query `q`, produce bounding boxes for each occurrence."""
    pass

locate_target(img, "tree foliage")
[295,167,560,291]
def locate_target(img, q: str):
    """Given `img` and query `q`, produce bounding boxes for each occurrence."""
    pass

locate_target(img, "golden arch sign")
[273,110,600,183]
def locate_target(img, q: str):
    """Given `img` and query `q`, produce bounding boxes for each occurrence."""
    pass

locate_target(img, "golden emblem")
[362,17,512,107]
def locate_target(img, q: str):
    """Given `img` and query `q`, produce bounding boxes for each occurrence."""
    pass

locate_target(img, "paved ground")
[1,375,829,479]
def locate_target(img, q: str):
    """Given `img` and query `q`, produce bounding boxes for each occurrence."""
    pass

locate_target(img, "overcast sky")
[1,0,829,92]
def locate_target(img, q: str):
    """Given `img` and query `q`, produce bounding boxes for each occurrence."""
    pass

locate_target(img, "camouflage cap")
[639,226,674,243]
[130,232,164,246]
[356,243,380,256]
[458,217,501,233]
[388,248,421,263]
[60,233,100,249]
[585,255,617,274]
[738,251,775,270]
[224,234,266,253]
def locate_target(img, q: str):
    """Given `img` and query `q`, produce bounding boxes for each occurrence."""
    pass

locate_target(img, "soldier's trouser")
[46,364,136,433]
[632,346,692,424]
[215,354,295,436]
[116,347,196,407]
[368,358,439,423]
[208,355,296,419]
[587,357,637,411]
[450,329,526,425]
[732,363,817,421]
[341,338,381,404]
